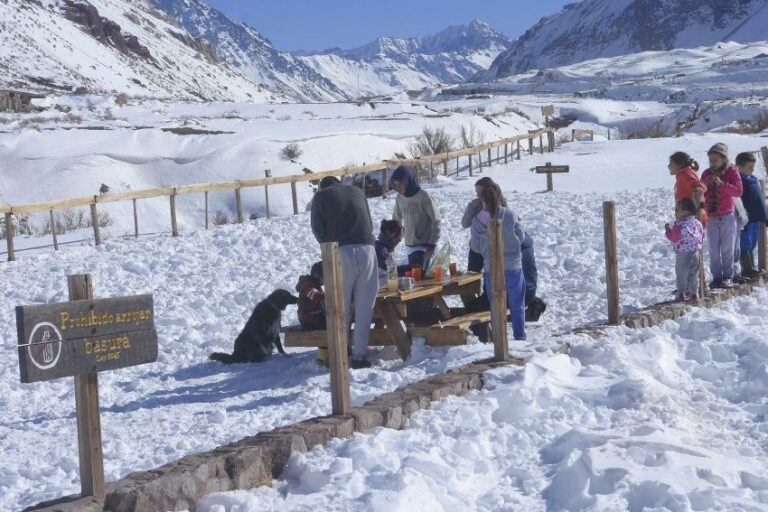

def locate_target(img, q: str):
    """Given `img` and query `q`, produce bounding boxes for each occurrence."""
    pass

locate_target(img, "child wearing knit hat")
[700,143,743,288]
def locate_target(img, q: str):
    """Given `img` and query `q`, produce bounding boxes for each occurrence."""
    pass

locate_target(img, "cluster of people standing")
[306,165,545,368]
[666,143,767,301]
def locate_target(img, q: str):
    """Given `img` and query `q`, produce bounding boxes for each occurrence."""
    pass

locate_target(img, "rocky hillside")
[0,0,275,102]
[477,0,768,81]
[148,0,346,102]
[299,20,511,97]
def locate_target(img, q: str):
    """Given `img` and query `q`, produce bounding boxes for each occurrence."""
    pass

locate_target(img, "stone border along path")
[27,274,768,512]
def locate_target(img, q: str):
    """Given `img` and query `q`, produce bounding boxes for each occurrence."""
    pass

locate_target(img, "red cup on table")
[412,266,422,282]
[434,266,443,282]
[449,262,457,276]
[405,271,412,278]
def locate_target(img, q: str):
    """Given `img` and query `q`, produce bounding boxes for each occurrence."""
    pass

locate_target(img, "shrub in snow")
[276,114,292,121]
[409,126,455,157]
[282,143,303,161]
[458,123,486,149]
[213,210,231,226]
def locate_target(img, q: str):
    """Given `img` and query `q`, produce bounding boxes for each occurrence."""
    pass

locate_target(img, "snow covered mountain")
[298,20,511,98]
[477,0,768,81]
[0,0,276,102]
[148,0,346,102]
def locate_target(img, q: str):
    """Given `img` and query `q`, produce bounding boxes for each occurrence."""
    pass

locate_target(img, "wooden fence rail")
[2,128,555,260]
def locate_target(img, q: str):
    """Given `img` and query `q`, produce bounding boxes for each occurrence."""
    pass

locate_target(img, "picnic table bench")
[283,272,486,360]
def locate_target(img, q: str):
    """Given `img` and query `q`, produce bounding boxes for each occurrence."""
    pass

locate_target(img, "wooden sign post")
[541,104,555,126]
[603,202,621,325]
[488,219,508,361]
[320,243,350,415]
[534,162,570,192]
[16,275,158,501]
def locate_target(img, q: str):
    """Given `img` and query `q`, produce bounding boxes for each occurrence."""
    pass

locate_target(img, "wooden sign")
[541,105,555,117]
[16,294,157,383]
[535,164,570,174]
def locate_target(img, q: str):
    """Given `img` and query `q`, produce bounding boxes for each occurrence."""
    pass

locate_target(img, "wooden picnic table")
[376,272,483,360]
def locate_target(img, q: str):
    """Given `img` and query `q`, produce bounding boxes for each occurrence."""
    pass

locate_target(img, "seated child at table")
[296,261,326,330]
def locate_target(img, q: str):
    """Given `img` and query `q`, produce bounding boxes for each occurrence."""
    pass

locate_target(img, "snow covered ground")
[1,130,767,509]
[199,287,768,511]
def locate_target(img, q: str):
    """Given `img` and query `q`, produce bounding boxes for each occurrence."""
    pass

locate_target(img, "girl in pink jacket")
[700,143,743,288]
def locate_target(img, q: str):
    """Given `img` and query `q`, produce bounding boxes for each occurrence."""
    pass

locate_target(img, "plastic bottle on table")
[387,254,398,292]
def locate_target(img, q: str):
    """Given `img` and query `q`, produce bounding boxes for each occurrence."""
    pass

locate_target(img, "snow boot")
[742,252,761,277]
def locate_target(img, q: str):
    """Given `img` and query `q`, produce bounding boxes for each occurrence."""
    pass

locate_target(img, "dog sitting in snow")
[209,289,299,364]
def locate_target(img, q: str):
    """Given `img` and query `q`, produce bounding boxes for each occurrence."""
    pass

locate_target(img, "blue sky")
[204,0,573,52]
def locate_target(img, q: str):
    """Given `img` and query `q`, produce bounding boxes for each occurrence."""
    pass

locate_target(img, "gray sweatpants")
[339,244,378,360]
[676,251,701,296]
[706,213,736,280]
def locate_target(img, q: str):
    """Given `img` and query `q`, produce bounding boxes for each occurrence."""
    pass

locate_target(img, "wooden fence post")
[443,158,448,176]
[478,151,483,172]
[320,242,350,415]
[204,191,209,230]
[235,184,244,224]
[487,147,492,167]
[132,199,139,238]
[539,134,544,154]
[504,143,508,163]
[90,199,101,246]
[265,170,272,219]
[169,189,179,237]
[549,131,555,152]
[5,211,15,261]
[760,180,767,271]
[469,154,473,177]
[572,129,576,142]
[456,157,460,176]
[603,201,620,325]
[49,210,59,251]
[488,219,508,361]
[382,168,389,196]
[517,140,521,160]
[68,274,106,501]
[291,181,299,215]
[528,137,533,155]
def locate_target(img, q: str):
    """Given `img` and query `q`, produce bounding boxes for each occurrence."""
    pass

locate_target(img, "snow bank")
[199,288,768,511]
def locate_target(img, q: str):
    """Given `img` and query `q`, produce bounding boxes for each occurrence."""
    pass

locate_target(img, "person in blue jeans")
[472,185,526,341]
[737,152,768,276]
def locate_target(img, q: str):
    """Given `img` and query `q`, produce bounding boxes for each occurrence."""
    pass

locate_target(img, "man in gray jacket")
[311,176,378,369]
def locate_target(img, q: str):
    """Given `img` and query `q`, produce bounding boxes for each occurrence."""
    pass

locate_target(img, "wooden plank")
[175,181,239,195]
[378,284,443,302]
[320,242,350,415]
[488,219,509,361]
[50,210,59,251]
[433,295,451,320]
[5,212,15,262]
[13,196,94,215]
[96,187,174,203]
[284,327,394,347]
[410,326,467,346]
[90,201,101,246]
[0,203,10,214]
[67,275,105,501]
[379,301,411,360]
[603,201,620,325]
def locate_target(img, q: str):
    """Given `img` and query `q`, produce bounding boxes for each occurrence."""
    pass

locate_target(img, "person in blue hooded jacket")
[737,152,768,276]
[389,165,442,271]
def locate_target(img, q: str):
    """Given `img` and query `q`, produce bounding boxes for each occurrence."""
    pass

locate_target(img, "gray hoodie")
[393,189,441,248]
[472,206,523,270]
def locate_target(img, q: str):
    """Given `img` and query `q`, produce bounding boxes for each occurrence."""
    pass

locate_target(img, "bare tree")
[408,126,455,157]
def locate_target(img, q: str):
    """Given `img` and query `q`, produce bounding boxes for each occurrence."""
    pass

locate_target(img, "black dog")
[209,289,299,364]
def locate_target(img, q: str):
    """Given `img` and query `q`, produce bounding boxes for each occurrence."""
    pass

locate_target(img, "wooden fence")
[2,128,555,261]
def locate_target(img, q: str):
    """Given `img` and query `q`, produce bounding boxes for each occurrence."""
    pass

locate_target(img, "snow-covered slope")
[0,0,276,102]
[299,20,511,98]
[148,0,346,102]
[478,0,768,80]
